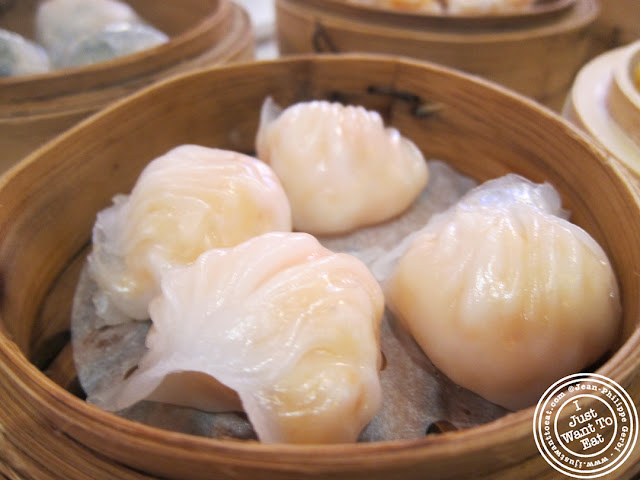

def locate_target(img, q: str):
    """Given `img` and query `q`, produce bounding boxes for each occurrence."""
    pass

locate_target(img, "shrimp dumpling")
[56,21,168,68]
[87,145,291,324]
[386,174,621,411]
[256,98,429,235]
[35,0,141,65]
[0,29,51,77]
[90,232,384,444]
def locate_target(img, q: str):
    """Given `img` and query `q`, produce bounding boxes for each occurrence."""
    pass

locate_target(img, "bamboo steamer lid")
[1,54,640,479]
[274,0,599,112]
[0,0,255,173]
[564,40,640,179]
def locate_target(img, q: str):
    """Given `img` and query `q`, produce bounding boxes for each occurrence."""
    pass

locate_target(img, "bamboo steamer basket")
[0,0,254,173]
[564,40,640,180]
[591,0,640,54]
[275,0,599,112]
[1,54,640,480]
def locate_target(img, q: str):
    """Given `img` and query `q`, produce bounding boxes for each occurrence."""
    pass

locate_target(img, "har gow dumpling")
[56,21,168,68]
[35,0,142,65]
[90,232,384,444]
[0,29,51,77]
[87,145,292,324]
[386,174,621,411]
[256,98,429,235]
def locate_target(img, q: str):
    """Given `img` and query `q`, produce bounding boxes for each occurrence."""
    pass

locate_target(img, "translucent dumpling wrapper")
[56,21,168,68]
[256,98,429,235]
[35,0,142,65]
[0,29,51,77]
[87,145,292,324]
[89,232,384,444]
[386,174,622,411]
[73,161,509,443]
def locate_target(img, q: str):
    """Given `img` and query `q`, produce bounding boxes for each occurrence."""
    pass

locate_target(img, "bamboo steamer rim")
[0,0,232,101]
[300,0,578,28]
[610,41,640,147]
[2,53,640,476]
[277,0,599,41]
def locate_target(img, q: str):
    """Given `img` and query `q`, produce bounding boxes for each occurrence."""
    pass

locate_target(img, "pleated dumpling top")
[91,232,384,444]
[88,145,292,324]
[386,174,621,411]
[256,98,429,235]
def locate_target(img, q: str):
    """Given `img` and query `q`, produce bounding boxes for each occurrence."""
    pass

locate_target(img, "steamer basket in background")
[591,0,639,54]
[0,0,254,172]
[0,54,639,479]
[275,0,599,112]
[564,40,640,180]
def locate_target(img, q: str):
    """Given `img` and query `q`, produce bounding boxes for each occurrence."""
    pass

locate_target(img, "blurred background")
[1,0,638,172]
[234,0,277,59]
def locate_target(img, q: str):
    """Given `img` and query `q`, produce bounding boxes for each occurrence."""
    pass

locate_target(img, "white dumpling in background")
[447,0,537,14]
[35,0,141,65]
[87,145,292,324]
[90,232,384,444]
[386,174,621,411]
[56,21,168,68]
[256,98,429,235]
[0,29,51,77]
